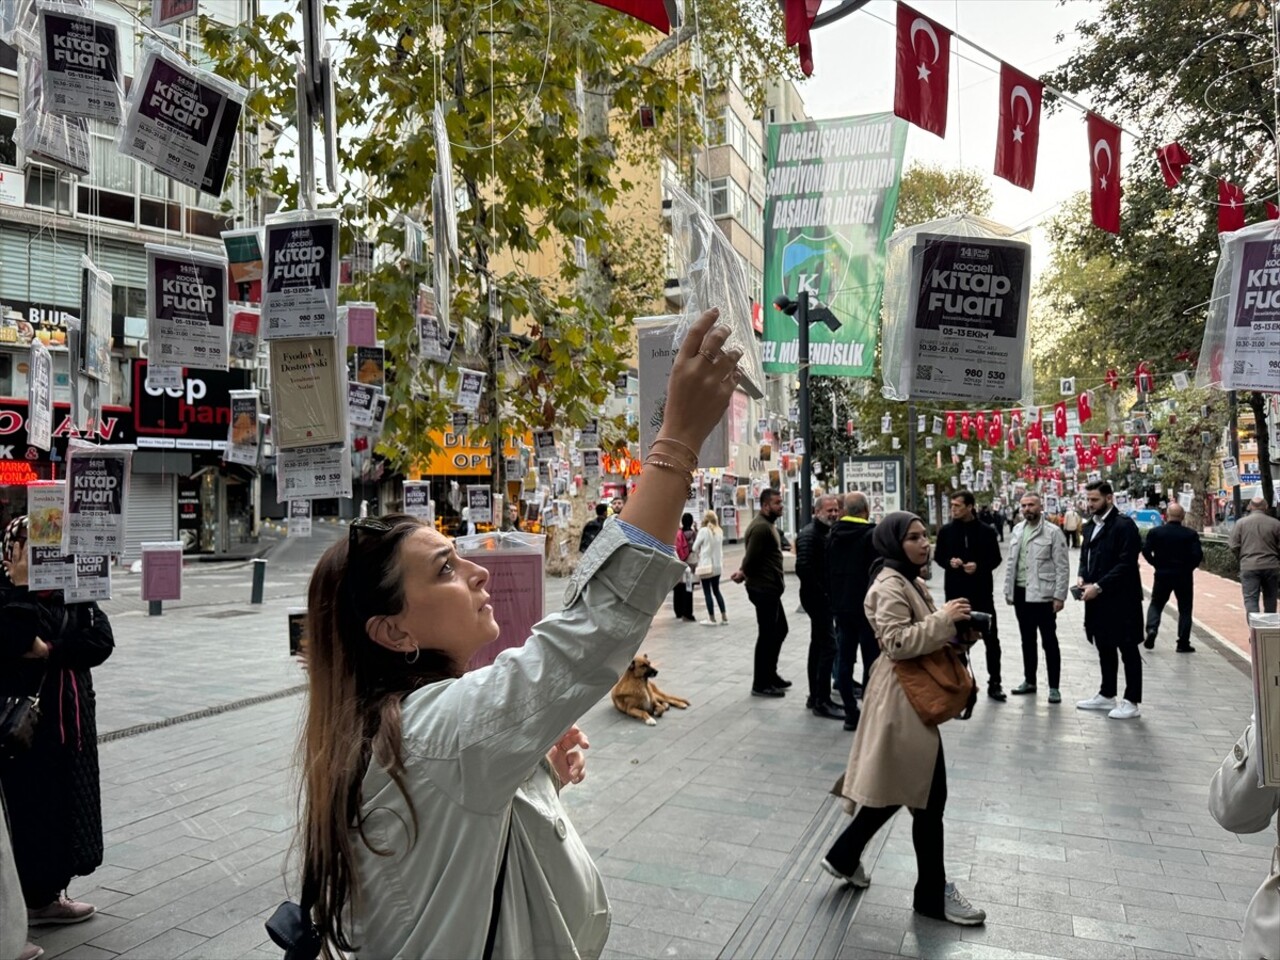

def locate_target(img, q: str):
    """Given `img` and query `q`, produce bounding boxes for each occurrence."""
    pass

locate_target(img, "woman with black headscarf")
[1,516,114,933]
[819,512,987,927]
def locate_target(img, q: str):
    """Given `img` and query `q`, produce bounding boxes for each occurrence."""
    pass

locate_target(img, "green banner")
[763,113,907,377]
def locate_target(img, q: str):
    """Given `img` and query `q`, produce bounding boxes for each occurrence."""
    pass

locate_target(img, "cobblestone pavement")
[27,533,1266,960]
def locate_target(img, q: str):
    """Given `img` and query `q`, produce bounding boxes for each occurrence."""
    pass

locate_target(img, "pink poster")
[467,550,544,670]
[346,303,378,347]
[140,544,183,601]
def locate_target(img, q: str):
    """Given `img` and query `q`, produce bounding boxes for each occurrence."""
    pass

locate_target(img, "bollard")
[250,558,268,604]
[148,600,163,616]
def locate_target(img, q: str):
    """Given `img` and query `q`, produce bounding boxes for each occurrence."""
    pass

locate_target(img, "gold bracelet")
[647,446,697,474]
[643,456,694,496]
[652,436,700,468]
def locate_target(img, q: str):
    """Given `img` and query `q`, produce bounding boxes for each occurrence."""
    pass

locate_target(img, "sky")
[797,0,1097,273]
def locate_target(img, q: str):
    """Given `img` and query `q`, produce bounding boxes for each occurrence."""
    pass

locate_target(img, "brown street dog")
[610,654,690,726]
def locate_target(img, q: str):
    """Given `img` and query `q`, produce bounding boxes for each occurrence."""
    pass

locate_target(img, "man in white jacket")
[1003,493,1069,703]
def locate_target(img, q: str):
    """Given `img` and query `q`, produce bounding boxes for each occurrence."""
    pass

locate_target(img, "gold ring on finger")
[698,349,720,364]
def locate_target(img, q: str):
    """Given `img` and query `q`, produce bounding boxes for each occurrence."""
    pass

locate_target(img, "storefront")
[130,360,258,556]
[0,398,131,535]
[410,429,531,535]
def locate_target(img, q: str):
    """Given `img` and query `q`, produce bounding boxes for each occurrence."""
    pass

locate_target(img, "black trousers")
[1086,610,1143,704]
[1013,587,1060,688]
[1146,572,1193,645]
[826,743,948,917]
[968,597,1002,688]
[834,611,879,706]
[801,589,837,706]
[748,589,788,690]
[673,582,694,619]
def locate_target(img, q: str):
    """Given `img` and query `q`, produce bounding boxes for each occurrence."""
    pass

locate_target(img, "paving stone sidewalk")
[29,543,1268,960]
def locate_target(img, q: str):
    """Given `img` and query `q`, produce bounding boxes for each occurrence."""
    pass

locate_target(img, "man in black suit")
[1142,503,1203,653]
[1075,480,1145,720]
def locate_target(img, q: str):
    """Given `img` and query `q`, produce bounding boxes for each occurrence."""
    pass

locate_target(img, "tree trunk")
[1249,391,1275,507]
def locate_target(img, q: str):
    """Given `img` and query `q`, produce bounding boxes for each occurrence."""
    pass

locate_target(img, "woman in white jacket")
[691,509,727,626]
[290,309,742,960]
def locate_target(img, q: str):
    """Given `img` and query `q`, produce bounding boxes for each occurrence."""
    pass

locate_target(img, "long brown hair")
[299,514,455,956]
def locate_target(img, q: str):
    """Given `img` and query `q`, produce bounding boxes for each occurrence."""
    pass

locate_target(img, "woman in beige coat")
[820,512,986,926]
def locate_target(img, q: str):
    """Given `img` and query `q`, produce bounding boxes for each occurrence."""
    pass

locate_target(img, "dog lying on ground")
[611,654,690,725]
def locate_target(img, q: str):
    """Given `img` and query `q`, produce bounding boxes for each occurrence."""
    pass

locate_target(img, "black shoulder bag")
[266,813,513,960]
[0,608,67,755]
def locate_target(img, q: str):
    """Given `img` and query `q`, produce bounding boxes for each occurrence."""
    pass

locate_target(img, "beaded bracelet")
[651,436,700,469]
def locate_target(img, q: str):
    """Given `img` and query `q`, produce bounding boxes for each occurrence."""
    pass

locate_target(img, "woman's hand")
[656,308,744,454]
[22,637,50,659]
[547,725,589,787]
[942,599,971,622]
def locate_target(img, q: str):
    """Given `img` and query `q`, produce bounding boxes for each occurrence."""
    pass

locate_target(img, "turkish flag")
[895,3,950,138]
[1157,142,1191,188]
[1135,360,1154,394]
[1073,435,1085,458]
[1077,391,1092,423]
[1104,368,1119,390]
[945,411,957,438]
[1054,401,1068,439]
[1027,411,1043,442]
[975,411,987,441]
[784,0,822,77]
[994,63,1042,190]
[1103,444,1118,466]
[1087,113,1121,234]
[1037,445,1050,467]
[586,0,675,33]
[1219,179,1247,233]
[1267,201,1280,220]
[1090,436,1101,458]
[1147,434,1159,453]
[988,412,1003,447]
[1132,437,1141,459]
[961,412,972,440]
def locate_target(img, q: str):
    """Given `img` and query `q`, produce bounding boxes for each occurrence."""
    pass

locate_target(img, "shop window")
[0,113,15,168]
[139,196,182,231]
[112,284,146,321]
[77,184,135,224]
[187,206,232,239]
[0,350,12,396]
[25,165,72,212]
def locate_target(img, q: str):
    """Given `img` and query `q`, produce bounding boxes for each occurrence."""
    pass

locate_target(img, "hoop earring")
[405,646,420,664]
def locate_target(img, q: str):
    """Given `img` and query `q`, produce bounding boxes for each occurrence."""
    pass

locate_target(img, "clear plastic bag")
[145,244,230,370]
[1195,219,1280,392]
[665,181,766,399]
[118,39,246,197]
[16,47,90,175]
[881,214,1034,405]
[36,2,125,125]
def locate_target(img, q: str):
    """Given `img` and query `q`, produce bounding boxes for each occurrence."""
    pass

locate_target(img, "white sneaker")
[1076,693,1117,711]
[700,620,717,627]
[719,617,729,626]
[820,858,871,888]
[1108,698,1141,719]
[942,882,986,926]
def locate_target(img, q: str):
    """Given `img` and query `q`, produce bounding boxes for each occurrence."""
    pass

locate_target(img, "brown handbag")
[894,644,976,726]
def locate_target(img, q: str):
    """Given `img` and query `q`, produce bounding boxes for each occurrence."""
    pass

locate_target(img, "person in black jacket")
[0,516,114,928]
[579,502,608,553]
[934,490,1006,701]
[826,491,877,731]
[1075,481,1145,719]
[731,488,789,697]
[796,494,843,721]
[1141,503,1203,653]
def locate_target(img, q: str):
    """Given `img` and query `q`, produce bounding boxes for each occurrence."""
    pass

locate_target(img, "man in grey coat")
[1003,492,1069,703]
[1229,497,1280,615]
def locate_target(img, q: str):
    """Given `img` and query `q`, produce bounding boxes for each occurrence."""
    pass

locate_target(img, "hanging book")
[38,6,124,124]
[262,209,339,339]
[151,0,198,29]
[146,244,229,370]
[225,389,260,466]
[268,336,346,449]
[221,227,264,303]
[79,256,113,383]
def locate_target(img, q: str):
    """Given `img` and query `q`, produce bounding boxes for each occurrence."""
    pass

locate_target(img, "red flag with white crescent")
[895,3,950,138]
[1219,179,1246,233]
[975,411,987,441]
[988,412,1003,447]
[1087,113,1121,234]
[1104,368,1119,390]
[1267,201,1280,220]
[585,0,673,33]
[994,63,1042,190]
[945,411,957,438]
[961,412,972,440]
[1103,444,1118,466]
[1073,435,1085,458]
[1027,411,1043,442]
[1090,436,1101,458]
[1054,401,1068,439]
[1077,391,1092,423]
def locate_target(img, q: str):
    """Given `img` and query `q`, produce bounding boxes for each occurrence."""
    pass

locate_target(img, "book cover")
[269,336,345,449]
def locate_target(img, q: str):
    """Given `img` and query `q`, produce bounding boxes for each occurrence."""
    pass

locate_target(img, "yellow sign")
[414,430,529,477]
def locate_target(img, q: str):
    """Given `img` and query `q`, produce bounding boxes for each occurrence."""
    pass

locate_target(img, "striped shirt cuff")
[614,519,676,557]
